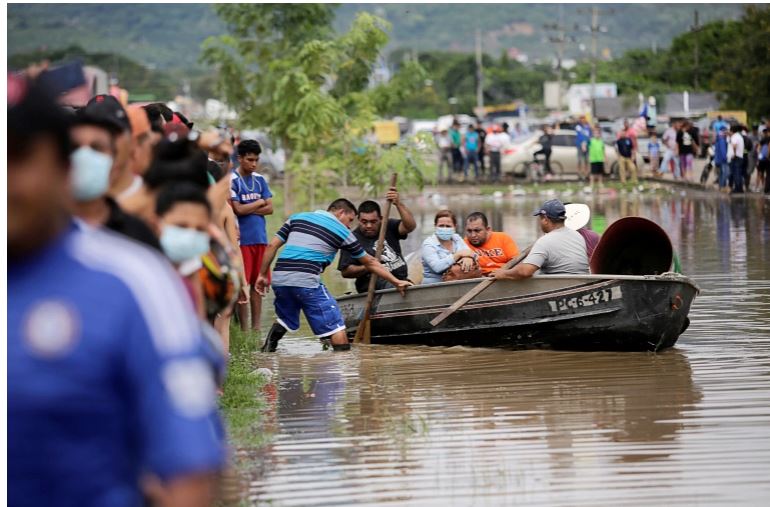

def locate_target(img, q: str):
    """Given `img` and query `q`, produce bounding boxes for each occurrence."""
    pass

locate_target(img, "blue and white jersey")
[575,123,591,147]
[273,210,365,288]
[8,223,226,507]
[230,169,272,245]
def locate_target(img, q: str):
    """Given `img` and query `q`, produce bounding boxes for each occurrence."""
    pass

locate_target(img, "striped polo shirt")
[273,210,366,288]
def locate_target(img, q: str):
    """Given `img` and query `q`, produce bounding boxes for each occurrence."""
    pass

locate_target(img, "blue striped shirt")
[273,210,365,288]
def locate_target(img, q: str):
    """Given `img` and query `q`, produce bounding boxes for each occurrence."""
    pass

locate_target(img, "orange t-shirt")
[465,231,520,274]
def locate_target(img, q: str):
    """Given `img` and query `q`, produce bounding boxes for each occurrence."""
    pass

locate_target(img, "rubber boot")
[332,343,351,352]
[260,323,287,353]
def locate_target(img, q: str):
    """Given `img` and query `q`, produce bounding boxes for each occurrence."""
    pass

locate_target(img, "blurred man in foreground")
[8,75,225,507]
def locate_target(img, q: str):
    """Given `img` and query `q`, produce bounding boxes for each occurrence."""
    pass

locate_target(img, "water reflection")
[248,348,701,505]
[242,191,770,506]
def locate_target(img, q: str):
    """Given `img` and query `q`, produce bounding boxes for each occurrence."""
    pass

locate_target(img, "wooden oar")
[354,173,398,344]
[429,244,532,327]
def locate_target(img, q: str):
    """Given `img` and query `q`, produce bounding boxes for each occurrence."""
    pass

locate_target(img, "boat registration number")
[547,286,622,312]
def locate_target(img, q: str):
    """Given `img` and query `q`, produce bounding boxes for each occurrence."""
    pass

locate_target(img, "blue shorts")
[272,284,347,337]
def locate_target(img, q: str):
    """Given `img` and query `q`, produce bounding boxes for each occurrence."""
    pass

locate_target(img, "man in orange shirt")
[463,212,520,274]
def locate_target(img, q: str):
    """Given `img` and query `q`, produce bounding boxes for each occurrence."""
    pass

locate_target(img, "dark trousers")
[489,151,501,181]
[464,151,479,179]
[731,158,744,193]
[478,148,486,172]
[451,148,463,173]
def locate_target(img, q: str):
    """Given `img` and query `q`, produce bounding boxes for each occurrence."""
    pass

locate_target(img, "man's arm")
[341,264,368,279]
[256,236,285,293]
[255,198,273,216]
[358,254,411,295]
[386,188,416,236]
[231,198,271,217]
[491,262,539,280]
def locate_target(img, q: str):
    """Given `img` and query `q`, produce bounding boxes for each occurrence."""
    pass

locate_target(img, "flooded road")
[243,191,770,505]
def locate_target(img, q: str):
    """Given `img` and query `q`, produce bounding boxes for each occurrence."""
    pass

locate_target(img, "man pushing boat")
[256,198,412,352]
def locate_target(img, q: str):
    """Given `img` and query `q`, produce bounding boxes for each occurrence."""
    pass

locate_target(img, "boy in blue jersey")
[230,139,273,333]
[8,76,225,507]
[256,199,412,352]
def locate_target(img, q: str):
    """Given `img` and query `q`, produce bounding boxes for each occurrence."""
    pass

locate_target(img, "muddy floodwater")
[243,191,770,506]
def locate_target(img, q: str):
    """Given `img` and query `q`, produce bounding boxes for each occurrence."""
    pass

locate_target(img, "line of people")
[9,75,232,505]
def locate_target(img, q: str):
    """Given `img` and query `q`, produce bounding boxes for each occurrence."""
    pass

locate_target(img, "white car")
[500,129,619,178]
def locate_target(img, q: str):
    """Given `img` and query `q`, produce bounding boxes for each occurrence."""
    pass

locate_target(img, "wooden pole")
[353,173,398,344]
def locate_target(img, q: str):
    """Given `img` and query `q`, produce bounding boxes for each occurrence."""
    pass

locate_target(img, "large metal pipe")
[590,217,674,275]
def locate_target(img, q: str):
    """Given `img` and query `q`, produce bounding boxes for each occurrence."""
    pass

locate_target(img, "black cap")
[81,94,130,134]
[8,73,72,164]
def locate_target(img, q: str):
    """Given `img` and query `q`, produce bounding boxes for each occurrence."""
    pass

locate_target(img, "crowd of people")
[431,113,770,195]
[8,62,763,505]
[436,119,528,184]
[7,72,414,505]
[704,117,770,194]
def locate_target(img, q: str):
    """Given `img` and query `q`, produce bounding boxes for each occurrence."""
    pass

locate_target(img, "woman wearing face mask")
[156,182,215,318]
[421,209,477,284]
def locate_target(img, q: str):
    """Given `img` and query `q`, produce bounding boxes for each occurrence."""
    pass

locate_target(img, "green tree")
[712,5,770,120]
[202,5,429,216]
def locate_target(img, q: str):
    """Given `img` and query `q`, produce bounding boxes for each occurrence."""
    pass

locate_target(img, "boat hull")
[338,274,698,351]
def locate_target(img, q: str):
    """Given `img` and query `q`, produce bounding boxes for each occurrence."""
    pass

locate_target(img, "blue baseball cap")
[533,199,567,220]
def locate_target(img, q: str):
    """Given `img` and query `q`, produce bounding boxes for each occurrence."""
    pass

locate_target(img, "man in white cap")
[491,199,589,280]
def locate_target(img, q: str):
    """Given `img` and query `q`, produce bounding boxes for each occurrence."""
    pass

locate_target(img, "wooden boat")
[339,273,698,351]
[338,217,699,352]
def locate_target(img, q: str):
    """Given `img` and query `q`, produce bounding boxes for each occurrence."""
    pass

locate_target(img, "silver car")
[500,129,619,178]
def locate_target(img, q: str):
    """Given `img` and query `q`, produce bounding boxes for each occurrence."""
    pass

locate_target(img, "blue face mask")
[160,225,211,264]
[435,226,455,241]
[70,146,113,201]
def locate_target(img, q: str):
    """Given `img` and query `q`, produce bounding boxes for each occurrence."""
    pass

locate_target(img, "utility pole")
[691,9,701,89]
[543,6,573,110]
[475,27,484,111]
[577,6,612,120]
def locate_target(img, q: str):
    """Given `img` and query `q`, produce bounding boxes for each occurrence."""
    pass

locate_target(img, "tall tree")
[712,5,770,120]
[202,4,428,216]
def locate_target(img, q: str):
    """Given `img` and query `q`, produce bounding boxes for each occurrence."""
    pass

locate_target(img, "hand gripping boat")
[339,217,699,351]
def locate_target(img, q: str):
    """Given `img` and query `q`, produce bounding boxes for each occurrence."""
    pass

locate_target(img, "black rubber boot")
[331,343,351,352]
[260,323,287,353]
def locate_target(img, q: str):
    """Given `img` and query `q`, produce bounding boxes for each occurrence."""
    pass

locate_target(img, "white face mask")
[435,226,455,241]
[70,146,113,201]
[160,224,210,264]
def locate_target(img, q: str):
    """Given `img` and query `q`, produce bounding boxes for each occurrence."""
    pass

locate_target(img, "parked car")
[239,130,286,179]
[500,129,619,178]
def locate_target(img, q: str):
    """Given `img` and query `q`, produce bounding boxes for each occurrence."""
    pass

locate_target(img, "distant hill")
[8,3,744,70]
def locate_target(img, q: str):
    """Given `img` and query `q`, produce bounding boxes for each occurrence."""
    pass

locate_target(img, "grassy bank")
[220,325,269,449]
